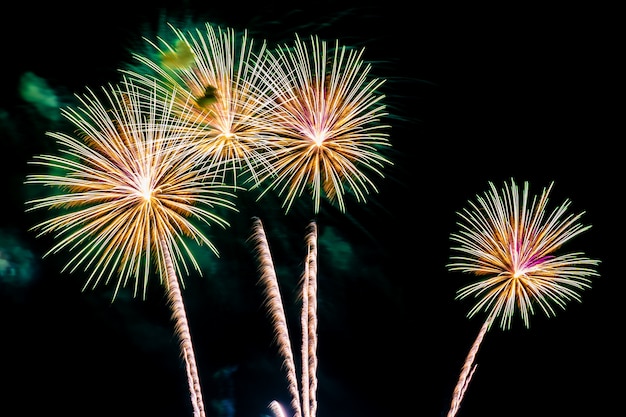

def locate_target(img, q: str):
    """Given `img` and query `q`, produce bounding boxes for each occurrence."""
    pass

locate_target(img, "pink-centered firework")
[254,34,392,214]
[448,178,600,330]
[445,178,600,417]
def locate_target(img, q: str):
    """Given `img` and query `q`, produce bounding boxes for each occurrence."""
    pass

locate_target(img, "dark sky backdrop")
[1,2,622,417]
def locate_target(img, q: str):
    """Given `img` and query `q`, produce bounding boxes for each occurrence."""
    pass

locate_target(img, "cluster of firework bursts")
[23,19,600,417]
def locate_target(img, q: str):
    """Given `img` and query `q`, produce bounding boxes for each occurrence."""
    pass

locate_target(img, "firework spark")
[445,178,600,417]
[254,34,392,214]
[122,22,279,187]
[25,78,238,417]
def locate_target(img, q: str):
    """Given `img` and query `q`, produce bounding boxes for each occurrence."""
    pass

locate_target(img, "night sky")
[1,2,622,417]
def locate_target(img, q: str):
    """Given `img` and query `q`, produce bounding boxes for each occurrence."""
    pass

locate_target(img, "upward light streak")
[251,218,318,417]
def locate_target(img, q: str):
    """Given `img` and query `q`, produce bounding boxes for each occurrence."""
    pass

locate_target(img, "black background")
[1,2,622,416]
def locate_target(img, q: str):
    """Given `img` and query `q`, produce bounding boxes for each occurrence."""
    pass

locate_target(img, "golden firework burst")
[253,34,392,214]
[122,22,278,187]
[448,178,600,330]
[25,77,238,300]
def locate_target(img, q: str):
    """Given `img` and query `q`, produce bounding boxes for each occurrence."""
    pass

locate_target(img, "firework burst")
[25,78,238,417]
[254,34,392,214]
[25,78,237,299]
[445,178,600,417]
[448,178,600,330]
[123,22,278,187]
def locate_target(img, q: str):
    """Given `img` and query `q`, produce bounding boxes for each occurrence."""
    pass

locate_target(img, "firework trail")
[25,78,238,417]
[445,178,600,417]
